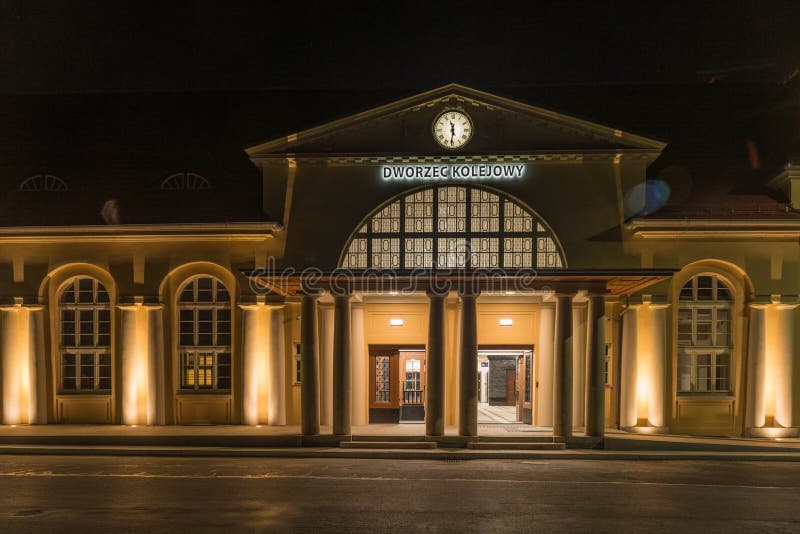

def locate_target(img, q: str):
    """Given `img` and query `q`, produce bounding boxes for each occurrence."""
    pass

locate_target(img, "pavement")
[2,424,800,460]
[3,456,800,532]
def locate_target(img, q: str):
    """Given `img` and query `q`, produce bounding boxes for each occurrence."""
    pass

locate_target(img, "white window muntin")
[677,274,733,393]
[678,350,730,393]
[59,277,112,393]
[177,277,232,391]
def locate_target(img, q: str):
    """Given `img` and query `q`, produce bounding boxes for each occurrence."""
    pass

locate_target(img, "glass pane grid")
[60,277,111,392]
[178,276,232,391]
[375,356,390,403]
[340,186,565,270]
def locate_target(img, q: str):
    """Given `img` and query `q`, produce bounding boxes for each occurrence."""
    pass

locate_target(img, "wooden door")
[505,368,516,406]
[369,350,400,423]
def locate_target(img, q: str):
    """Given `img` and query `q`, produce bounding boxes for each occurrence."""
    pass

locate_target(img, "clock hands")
[450,121,455,144]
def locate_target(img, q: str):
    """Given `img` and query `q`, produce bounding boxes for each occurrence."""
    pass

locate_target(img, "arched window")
[340,185,565,270]
[677,274,732,393]
[19,174,69,191]
[59,277,111,392]
[178,277,231,390]
[161,172,210,191]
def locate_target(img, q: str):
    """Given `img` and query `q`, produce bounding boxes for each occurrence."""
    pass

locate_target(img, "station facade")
[0,83,798,440]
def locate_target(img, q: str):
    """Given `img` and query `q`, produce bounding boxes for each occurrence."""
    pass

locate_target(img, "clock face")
[433,110,473,149]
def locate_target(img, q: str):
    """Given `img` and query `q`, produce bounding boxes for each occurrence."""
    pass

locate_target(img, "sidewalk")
[1,424,799,460]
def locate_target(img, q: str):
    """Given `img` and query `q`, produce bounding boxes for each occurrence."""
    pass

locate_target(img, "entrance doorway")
[477,348,533,424]
[368,346,425,424]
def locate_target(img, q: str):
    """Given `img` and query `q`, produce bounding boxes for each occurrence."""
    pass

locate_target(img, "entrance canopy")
[246,269,676,297]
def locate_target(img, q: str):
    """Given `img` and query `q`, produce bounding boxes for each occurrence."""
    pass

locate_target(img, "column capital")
[117,295,163,311]
[239,295,286,311]
[332,292,352,301]
[457,288,480,299]
[426,288,450,299]
[553,291,577,300]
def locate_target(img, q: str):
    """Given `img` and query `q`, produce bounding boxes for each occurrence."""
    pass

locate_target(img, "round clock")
[432,109,473,149]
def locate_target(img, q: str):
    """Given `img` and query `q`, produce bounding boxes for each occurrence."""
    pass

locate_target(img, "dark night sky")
[1,1,799,94]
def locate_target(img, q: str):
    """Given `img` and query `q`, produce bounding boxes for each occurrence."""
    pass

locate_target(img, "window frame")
[676,274,734,395]
[341,185,565,270]
[176,276,233,393]
[58,277,112,394]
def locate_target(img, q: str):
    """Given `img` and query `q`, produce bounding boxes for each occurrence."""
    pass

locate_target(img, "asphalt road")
[1,456,799,533]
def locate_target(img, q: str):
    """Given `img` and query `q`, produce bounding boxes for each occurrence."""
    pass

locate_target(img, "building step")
[351,435,429,442]
[475,435,565,444]
[340,440,437,449]
[468,441,566,450]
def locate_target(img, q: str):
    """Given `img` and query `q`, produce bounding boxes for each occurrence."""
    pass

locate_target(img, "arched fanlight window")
[59,277,111,392]
[161,172,211,191]
[19,174,69,191]
[177,276,231,390]
[340,185,565,270]
[677,274,733,393]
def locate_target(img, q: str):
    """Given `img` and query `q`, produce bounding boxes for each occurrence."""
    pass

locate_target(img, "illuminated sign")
[381,164,526,182]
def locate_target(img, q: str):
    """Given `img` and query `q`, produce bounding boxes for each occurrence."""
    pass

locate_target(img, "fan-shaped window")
[19,174,69,191]
[677,274,733,393]
[161,172,211,191]
[340,185,565,270]
[178,276,231,390]
[59,277,111,392]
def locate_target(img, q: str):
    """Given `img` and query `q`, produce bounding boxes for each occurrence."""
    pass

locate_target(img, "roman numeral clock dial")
[433,110,473,150]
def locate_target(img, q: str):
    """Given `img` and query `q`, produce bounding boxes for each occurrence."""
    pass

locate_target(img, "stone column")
[119,304,141,426]
[426,290,447,437]
[536,303,555,427]
[147,306,165,425]
[351,302,366,426]
[745,304,767,432]
[267,305,286,425]
[300,294,320,436]
[646,302,669,429]
[333,294,352,436]
[773,301,797,429]
[619,306,639,429]
[28,306,47,424]
[0,302,45,425]
[552,293,574,438]
[458,290,479,437]
[585,294,606,437]
[319,303,334,427]
[572,303,587,428]
[241,302,268,425]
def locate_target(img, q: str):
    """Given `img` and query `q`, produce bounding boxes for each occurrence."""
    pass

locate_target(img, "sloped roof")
[0,82,796,226]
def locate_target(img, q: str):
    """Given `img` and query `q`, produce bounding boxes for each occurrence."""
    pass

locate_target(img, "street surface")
[0,455,798,533]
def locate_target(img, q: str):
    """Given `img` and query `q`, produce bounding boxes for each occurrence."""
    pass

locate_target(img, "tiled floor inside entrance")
[478,403,518,424]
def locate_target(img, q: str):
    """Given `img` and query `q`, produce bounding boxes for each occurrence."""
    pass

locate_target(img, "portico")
[249,270,672,440]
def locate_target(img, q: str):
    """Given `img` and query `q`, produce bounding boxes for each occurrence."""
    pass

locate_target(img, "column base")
[745,426,800,438]
[622,425,669,435]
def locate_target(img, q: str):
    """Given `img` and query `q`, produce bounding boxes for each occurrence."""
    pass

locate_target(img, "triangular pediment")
[246,83,666,159]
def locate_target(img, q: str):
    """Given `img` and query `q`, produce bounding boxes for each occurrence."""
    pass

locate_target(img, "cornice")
[627,218,800,240]
[0,222,282,244]
[252,150,659,166]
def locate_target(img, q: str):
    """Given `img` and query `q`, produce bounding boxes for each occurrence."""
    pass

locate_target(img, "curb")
[3,445,800,461]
